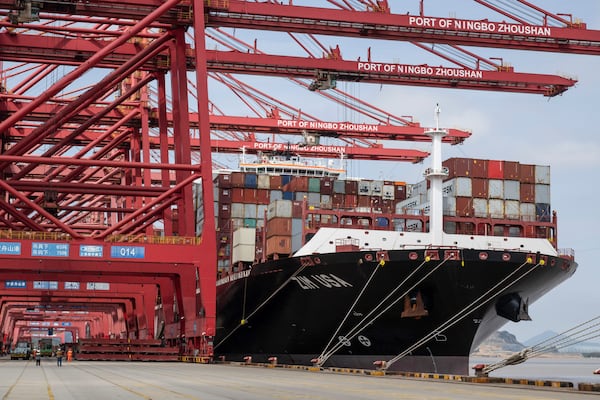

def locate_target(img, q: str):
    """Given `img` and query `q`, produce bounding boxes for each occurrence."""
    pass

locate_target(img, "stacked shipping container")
[204,158,552,272]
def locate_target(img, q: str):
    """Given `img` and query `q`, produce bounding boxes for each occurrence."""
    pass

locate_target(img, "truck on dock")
[10,340,32,360]
[39,338,54,357]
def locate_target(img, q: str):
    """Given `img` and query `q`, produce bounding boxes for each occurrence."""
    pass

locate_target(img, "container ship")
[209,128,577,375]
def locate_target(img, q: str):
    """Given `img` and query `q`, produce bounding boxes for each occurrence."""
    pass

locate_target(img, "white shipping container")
[257,205,268,221]
[505,200,520,219]
[370,180,384,195]
[307,192,321,207]
[233,227,257,246]
[489,199,504,218]
[257,174,271,189]
[291,218,303,253]
[232,243,256,263]
[269,190,283,202]
[443,177,472,197]
[267,199,293,220]
[231,203,245,219]
[396,197,422,213]
[535,165,551,184]
[295,192,308,202]
[473,198,488,217]
[410,180,428,197]
[504,180,520,200]
[244,203,257,219]
[520,203,536,220]
[443,196,456,216]
[358,180,372,195]
[382,184,395,200]
[535,184,551,204]
[488,179,504,199]
[320,194,332,208]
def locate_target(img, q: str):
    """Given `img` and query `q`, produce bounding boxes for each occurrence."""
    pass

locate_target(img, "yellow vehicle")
[10,340,32,360]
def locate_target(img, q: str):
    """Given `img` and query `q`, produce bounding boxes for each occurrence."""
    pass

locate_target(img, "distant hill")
[471,330,525,356]
[471,330,600,357]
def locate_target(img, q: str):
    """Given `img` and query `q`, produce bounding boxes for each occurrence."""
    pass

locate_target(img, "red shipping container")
[332,193,344,207]
[269,175,282,190]
[370,196,383,211]
[266,217,292,238]
[520,183,535,203]
[519,164,535,183]
[255,189,270,205]
[345,180,358,194]
[471,159,488,178]
[488,160,504,179]
[292,201,303,218]
[230,171,245,188]
[344,194,358,208]
[504,161,520,180]
[320,177,334,195]
[395,183,407,201]
[358,195,371,208]
[266,235,292,256]
[471,178,489,198]
[218,204,231,219]
[381,199,394,213]
[217,174,232,188]
[455,197,474,217]
[231,188,245,203]
[219,188,232,203]
[443,158,471,178]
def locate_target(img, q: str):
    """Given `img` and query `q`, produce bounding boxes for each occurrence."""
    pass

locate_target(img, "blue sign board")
[0,242,21,255]
[31,242,69,257]
[110,246,145,259]
[79,245,103,257]
[5,280,26,289]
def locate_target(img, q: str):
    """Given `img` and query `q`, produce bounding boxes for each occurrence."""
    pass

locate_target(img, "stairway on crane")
[76,338,179,361]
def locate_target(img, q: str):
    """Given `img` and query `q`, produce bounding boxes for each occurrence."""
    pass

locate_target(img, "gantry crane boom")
[211,140,428,162]
[204,0,600,55]
[0,100,471,144]
[0,33,575,96]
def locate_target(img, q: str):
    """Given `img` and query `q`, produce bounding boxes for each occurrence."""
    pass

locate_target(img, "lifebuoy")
[409,252,418,260]
[479,252,488,260]
[502,253,511,261]
[364,253,373,262]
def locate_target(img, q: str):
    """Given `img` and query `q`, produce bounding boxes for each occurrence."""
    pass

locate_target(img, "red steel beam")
[205,1,600,55]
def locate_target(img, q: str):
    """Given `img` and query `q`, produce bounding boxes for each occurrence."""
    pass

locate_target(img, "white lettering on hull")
[291,274,353,290]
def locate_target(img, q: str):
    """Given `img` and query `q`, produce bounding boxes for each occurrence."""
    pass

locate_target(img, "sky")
[208,1,600,343]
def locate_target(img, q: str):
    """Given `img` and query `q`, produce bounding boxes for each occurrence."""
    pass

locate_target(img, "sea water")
[470,356,600,386]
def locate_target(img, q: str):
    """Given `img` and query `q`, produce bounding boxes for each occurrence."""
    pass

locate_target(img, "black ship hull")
[214,247,576,375]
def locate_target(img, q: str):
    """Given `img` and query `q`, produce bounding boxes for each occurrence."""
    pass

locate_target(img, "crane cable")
[384,258,541,370]
[317,255,451,366]
[213,261,311,349]
[527,316,600,357]
[482,318,600,374]
[315,257,386,366]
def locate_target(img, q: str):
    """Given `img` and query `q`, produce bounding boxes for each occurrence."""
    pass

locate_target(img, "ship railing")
[0,229,200,245]
[0,230,72,241]
[558,248,576,260]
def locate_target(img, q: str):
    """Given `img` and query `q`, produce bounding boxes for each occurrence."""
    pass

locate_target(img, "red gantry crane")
[0,0,598,359]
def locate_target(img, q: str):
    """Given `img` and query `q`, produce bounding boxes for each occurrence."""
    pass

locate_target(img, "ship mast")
[425,105,448,246]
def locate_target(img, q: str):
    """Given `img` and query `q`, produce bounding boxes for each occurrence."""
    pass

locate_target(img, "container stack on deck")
[204,158,553,274]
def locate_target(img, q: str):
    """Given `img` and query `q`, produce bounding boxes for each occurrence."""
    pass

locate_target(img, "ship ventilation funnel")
[495,293,531,322]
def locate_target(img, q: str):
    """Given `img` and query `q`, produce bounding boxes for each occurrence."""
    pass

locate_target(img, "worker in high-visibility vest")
[67,348,73,362]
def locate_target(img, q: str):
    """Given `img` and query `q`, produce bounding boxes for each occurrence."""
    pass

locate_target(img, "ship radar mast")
[424,104,449,246]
